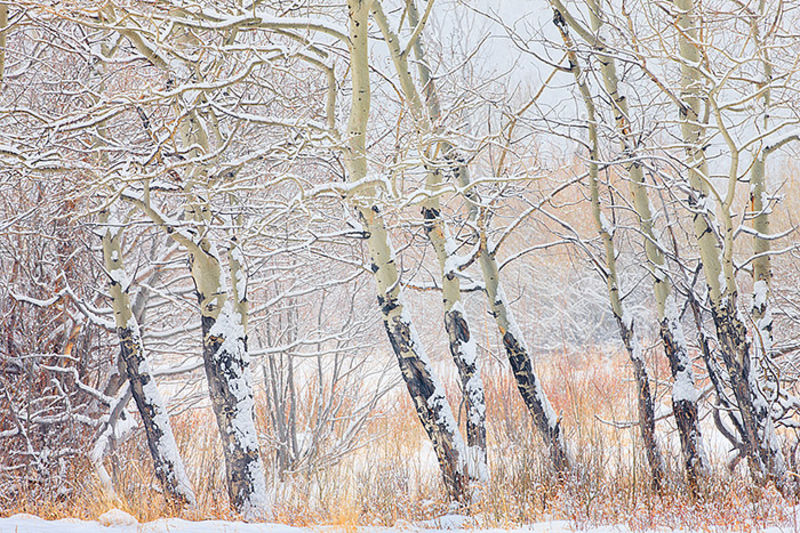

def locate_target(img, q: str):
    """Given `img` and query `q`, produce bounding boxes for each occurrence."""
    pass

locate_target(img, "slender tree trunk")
[404,0,569,475]
[371,2,488,481]
[748,0,779,417]
[125,191,268,515]
[552,11,666,488]
[199,305,267,514]
[172,64,268,513]
[597,30,707,494]
[345,0,471,504]
[477,234,571,474]
[750,155,772,362]
[671,0,787,489]
[660,300,707,489]
[365,208,471,502]
[551,0,708,489]
[100,210,196,507]
[422,204,488,482]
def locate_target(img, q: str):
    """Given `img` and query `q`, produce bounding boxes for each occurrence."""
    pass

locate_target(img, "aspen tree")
[85,35,196,506]
[404,0,570,474]
[552,9,666,489]
[344,0,471,503]
[549,0,708,489]
[99,209,196,507]
[105,10,268,513]
[372,0,487,482]
[672,0,787,488]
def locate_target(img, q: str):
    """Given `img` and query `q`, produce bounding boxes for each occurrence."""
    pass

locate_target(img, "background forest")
[2,0,800,529]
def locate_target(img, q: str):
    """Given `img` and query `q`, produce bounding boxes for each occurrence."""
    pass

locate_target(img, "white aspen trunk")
[168,41,268,510]
[750,156,772,362]
[180,207,267,514]
[673,0,787,489]
[552,11,665,488]
[421,201,488,482]
[345,0,471,503]
[403,0,569,475]
[743,2,793,492]
[181,178,267,518]
[100,210,196,507]
[748,0,776,410]
[554,0,709,489]
[199,295,268,516]
[372,1,488,482]
[123,106,269,514]
[478,231,571,474]
[88,39,196,505]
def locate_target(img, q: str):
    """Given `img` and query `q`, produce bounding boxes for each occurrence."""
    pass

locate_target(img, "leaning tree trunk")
[96,8,269,513]
[552,12,665,488]
[748,3,783,422]
[173,69,268,515]
[403,0,569,475]
[125,175,268,516]
[672,0,787,489]
[591,2,707,490]
[551,0,709,489]
[372,1,487,482]
[192,246,268,516]
[477,237,571,474]
[100,209,196,507]
[345,0,470,504]
[423,204,488,482]
[175,147,267,514]
[362,208,471,503]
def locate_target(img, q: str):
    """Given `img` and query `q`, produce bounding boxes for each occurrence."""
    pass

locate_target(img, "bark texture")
[550,0,708,489]
[346,0,471,503]
[101,211,196,507]
[673,0,787,489]
[552,10,665,488]
[443,303,487,481]
[192,248,268,516]
[371,2,488,481]
[421,204,488,482]
[404,0,568,475]
[659,314,706,488]
[478,232,570,474]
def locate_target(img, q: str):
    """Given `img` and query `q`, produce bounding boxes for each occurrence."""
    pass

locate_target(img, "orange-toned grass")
[2,349,798,531]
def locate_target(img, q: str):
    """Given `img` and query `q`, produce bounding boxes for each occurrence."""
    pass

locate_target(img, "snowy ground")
[1,510,797,533]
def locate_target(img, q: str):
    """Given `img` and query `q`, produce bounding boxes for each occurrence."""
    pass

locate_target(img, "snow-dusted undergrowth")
[2,511,797,533]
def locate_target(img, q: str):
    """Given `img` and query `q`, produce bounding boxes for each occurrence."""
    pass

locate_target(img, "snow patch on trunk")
[207,301,268,515]
[398,302,469,474]
[138,352,197,504]
[664,297,700,404]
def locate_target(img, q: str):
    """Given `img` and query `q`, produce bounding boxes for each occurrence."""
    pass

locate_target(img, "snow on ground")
[0,511,795,533]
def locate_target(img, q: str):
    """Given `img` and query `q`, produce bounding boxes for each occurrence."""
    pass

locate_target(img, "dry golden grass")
[3,346,799,531]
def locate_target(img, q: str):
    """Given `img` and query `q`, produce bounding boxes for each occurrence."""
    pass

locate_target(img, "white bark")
[403,0,568,475]
[345,0,471,503]
[551,10,665,487]
[100,209,196,507]
[551,0,708,487]
[373,1,488,482]
[672,0,787,489]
